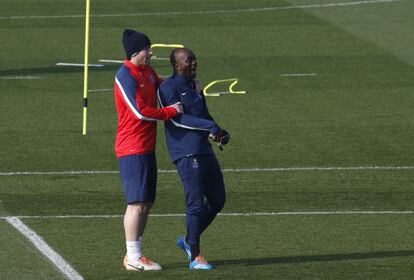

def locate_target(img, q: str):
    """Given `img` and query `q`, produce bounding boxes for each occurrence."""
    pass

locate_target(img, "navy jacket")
[158,74,221,162]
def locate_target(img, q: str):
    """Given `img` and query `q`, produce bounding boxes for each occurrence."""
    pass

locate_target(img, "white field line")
[1,76,41,80]
[56,63,104,67]
[1,211,414,220]
[5,217,84,280]
[98,59,123,64]
[1,165,414,176]
[99,57,172,63]
[0,0,401,20]
[88,88,112,93]
[152,57,170,61]
[280,73,317,77]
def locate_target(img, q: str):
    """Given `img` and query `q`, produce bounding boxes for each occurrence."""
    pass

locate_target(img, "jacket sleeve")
[158,82,221,135]
[201,93,215,121]
[115,75,177,121]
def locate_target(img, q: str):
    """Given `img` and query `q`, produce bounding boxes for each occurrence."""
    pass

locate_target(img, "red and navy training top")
[114,59,177,158]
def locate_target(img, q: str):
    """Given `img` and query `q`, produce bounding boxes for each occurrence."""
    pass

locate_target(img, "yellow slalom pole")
[82,0,91,135]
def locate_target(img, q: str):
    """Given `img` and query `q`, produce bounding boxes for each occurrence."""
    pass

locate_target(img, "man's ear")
[174,62,181,72]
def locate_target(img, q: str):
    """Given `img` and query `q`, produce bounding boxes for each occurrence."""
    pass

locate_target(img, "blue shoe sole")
[189,261,214,270]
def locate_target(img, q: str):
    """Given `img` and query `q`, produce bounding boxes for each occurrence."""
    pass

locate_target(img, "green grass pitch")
[1,0,414,279]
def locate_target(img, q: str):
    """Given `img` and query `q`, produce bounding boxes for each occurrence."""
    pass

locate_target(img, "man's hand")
[169,102,183,113]
[209,129,230,145]
[217,129,230,145]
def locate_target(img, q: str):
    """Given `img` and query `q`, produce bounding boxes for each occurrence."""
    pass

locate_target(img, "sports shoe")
[123,255,162,271]
[176,236,191,260]
[189,255,214,270]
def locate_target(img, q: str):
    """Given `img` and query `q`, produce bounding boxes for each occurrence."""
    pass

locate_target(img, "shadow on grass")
[209,250,414,267]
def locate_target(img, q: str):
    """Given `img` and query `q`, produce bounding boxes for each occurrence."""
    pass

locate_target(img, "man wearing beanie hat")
[122,29,151,60]
[114,29,183,271]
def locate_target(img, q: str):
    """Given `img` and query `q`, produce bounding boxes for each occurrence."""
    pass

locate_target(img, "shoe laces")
[195,255,208,264]
[139,256,153,265]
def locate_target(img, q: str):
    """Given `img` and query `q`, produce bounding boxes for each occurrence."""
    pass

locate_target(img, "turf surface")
[1,0,414,279]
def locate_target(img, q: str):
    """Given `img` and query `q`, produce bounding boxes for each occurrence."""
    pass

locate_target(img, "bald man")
[157,48,230,270]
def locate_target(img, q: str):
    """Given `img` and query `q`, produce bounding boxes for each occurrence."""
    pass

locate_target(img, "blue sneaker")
[189,255,214,270]
[176,236,191,260]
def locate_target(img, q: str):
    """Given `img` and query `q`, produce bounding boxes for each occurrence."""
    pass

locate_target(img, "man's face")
[132,47,152,66]
[175,49,197,80]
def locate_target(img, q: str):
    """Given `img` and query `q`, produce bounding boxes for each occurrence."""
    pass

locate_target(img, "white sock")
[126,240,142,261]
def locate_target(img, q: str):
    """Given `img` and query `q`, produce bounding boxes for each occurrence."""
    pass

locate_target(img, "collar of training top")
[124,59,147,72]
[172,73,194,84]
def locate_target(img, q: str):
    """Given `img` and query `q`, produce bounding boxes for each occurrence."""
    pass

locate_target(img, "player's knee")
[209,195,226,213]
[213,198,225,213]
[186,202,204,216]
[127,202,152,215]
